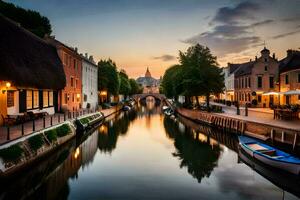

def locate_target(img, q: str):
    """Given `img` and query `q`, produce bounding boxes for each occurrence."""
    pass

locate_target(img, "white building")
[81,53,98,109]
[222,64,241,101]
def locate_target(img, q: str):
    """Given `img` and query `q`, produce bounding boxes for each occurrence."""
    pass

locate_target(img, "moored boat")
[238,136,300,175]
[164,108,174,116]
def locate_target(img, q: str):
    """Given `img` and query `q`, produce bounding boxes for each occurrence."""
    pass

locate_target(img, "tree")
[161,65,184,100]
[129,79,142,95]
[0,1,52,38]
[98,59,120,102]
[179,44,224,108]
[119,69,131,98]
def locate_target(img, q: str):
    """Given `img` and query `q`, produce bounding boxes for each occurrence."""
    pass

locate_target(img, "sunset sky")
[6,0,300,78]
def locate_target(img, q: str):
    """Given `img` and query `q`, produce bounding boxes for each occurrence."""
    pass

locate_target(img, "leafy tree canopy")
[98,59,120,96]
[0,0,52,38]
[119,69,131,96]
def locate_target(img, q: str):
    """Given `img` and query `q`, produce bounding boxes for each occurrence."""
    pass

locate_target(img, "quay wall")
[165,100,300,149]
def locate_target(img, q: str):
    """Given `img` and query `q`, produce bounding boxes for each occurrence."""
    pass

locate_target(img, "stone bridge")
[132,93,166,102]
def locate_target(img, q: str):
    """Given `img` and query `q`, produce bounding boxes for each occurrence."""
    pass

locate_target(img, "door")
[269,95,274,107]
[286,95,290,105]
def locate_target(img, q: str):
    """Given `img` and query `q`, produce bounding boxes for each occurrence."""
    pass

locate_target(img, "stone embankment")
[166,101,300,150]
[0,105,122,177]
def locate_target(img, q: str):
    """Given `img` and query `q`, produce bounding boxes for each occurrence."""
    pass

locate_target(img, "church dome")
[145,67,152,78]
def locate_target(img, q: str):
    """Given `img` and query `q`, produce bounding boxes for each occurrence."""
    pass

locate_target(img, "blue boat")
[238,136,300,175]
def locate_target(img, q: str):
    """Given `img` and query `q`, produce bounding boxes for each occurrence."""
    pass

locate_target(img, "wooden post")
[293,133,298,150]
[64,113,66,121]
[270,129,274,142]
[6,126,10,140]
[50,116,53,126]
[43,117,46,128]
[281,131,285,142]
[32,119,35,131]
[58,114,60,123]
[245,103,248,116]
[21,123,24,136]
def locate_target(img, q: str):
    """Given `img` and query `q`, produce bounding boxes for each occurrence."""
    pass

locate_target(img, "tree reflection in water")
[98,109,137,153]
[164,116,222,183]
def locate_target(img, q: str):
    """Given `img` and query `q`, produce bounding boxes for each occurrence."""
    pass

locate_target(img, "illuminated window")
[71,77,74,87]
[257,76,262,88]
[26,90,32,109]
[64,93,68,104]
[7,91,14,107]
[49,91,53,106]
[33,91,39,108]
[43,91,49,107]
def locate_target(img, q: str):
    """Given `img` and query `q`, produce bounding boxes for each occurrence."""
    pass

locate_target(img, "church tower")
[145,67,152,78]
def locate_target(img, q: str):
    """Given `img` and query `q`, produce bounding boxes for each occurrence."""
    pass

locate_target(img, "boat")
[162,106,169,111]
[238,136,300,175]
[164,108,174,116]
[122,106,131,111]
[238,148,300,198]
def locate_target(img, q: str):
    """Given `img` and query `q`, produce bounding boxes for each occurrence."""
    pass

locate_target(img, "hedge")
[45,129,58,143]
[56,124,71,137]
[0,144,23,162]
[28,134,44,151]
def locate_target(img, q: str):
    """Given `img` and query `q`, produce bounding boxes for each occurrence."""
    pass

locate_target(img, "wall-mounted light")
[76,93,80,98]
[2,81,11,94]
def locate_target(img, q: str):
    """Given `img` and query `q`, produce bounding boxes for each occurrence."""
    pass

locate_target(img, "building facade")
[279,50,300,105]
[136,67,161,94]
[0,16,65,125]
[234,48,279,107]
[81,54,98,109]
[46,37,82,112]
[222,64,241,101]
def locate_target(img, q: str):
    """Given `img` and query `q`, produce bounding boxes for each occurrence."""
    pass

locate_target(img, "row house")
[81,53,98,110]
[222,64,241,101]
[279,50,300,105]
[0,16,66,125]
[46,37,82,112]
[233,47,279,107]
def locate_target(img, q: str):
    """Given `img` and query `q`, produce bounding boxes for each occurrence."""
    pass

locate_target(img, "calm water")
[0,100,299,200]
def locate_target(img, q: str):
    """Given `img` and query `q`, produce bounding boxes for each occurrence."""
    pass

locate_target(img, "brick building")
[46,37,82,111]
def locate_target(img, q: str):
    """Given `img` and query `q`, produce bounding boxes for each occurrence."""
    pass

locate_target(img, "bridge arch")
[132,93,166,102]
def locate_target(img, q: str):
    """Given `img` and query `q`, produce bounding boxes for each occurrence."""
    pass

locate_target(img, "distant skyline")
[6,0,300,78]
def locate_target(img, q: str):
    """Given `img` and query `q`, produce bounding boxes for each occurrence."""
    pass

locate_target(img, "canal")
[0,99,299,199]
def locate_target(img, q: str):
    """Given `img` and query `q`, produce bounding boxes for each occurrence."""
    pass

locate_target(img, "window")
[248,77,251,87]
[264,66,268,71]
[285,74,289,84]
[64,93,68,104]
[69,56,71,67]
[298,73,300,83]
[257,76,262,88]
[269,76,274,88]
[74,59,76,69]
[33,91,39,108]
[72,93,75,102]
[258,95,262,103]
[71,77,74,87]
[49,91,53,106]
[26,90,32,109]
[298,95,300,100]
[43,91,49,107]
[264,58,268,62]
[64,53,68,65]
[7,91,14,107]
[75,79,78,88]
[241,78,244,88]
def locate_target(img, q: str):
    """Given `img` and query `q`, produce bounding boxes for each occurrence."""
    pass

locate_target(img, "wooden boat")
[164,108,174,116]
[162,106,169,111]
[238,136,300,175]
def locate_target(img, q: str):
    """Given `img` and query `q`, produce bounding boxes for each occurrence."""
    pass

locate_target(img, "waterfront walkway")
[211,102,300,131]
[0,106,121,145]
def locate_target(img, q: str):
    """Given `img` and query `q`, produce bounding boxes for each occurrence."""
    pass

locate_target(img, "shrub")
[28,134,44,151]
[45,129,57,143]
[56,124,71,137]
[0,144,23,162]
[79,118,89,125]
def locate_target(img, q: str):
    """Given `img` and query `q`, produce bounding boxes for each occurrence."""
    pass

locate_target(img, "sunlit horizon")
[6,0,300,78]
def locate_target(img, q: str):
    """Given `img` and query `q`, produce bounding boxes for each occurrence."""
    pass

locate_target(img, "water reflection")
[164,116,222,183]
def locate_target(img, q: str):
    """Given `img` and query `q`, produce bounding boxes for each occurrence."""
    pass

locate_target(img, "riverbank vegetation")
[161,44,224,110]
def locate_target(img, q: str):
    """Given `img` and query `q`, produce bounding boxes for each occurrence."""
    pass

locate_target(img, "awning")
[283,90,300,95]
[262,91,282,96]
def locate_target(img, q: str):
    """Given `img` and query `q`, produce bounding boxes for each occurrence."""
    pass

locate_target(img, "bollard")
[245,103,248,116]
[58,114,60,123]
[236,103,240,115]
[64,113,66,121]
[43,117,46,128]
[50,116,53,126]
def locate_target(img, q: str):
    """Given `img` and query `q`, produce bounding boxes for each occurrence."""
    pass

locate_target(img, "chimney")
[85,53,88,58]
[272,53,275,59]
[75,47,78,53]
[89,55,94,62]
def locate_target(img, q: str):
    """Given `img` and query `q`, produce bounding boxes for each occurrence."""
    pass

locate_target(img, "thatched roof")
[0,15,66,90]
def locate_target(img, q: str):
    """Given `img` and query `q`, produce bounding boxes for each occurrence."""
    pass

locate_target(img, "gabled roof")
[0,15,66,89]
[279,52,300,74]
[232,61,255,77]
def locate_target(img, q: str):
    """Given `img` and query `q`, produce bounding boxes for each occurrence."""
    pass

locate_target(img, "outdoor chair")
[1,114,16,126]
